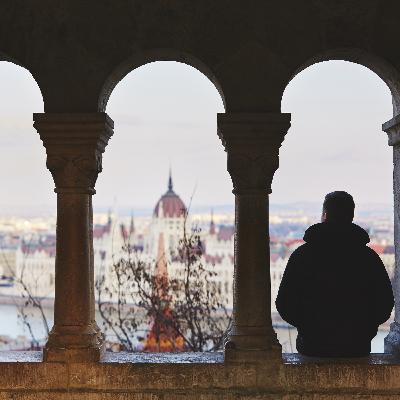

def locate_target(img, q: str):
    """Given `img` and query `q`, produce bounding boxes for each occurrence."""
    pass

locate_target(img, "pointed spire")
[120,223,128,242]
[106,208,112,232]
[156,233,169,285]
[209,208,216,235]
[168,167,173,192]
[129,210,135,235]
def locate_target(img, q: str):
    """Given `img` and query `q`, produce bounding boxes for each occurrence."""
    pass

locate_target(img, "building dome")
[153,172,186,218]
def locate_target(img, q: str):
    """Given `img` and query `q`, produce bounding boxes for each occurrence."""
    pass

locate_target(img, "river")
[0,304,388,353]
[274,326,387,353]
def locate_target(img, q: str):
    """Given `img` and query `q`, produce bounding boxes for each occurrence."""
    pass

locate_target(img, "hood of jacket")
[303,222,370,246]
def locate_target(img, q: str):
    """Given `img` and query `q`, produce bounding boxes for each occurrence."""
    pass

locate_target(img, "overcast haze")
[0,60,394,216]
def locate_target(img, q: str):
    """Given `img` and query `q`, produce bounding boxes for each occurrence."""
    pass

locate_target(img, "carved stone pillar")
[33,113,114,362]
[383,115,400,355]
[218,112,291,362]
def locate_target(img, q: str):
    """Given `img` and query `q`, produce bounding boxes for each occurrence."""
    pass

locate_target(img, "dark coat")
[276,222,394,357]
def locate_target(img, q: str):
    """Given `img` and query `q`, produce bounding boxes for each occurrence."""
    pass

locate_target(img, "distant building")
[13,233,56,298]
[270,254,286,314]
[93,171,235,308]
[0,174,394,320]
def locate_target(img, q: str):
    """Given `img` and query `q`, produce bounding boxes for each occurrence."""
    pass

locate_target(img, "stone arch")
[98,49,226,112]
[0,52,44,107]
[276,51,394,206]
[283,48,400,115]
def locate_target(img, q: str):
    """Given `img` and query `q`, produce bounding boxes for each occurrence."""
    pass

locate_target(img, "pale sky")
[0,60,394,216]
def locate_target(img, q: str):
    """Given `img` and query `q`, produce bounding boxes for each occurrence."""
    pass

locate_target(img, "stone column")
[383,115,400,355]
[33,113,114,362]
[218,112,291,362]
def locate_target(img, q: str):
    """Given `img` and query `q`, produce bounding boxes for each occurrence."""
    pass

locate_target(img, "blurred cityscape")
[0,179,394,352]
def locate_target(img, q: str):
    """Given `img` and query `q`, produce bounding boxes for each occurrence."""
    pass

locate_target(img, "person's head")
[321,191,355,223]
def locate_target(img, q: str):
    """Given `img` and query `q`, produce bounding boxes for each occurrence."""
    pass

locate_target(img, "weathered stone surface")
[102,351,224,363]
[33,114,114,363]
[0,353,399,398]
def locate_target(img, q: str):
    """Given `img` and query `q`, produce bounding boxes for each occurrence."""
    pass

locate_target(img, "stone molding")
[217,113,291,194]
[382,114,400,147]
[33,113,114,194]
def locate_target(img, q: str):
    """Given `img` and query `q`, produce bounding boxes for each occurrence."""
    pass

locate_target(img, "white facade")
[13,242,55,298]
[270,256,287,314]
[93,175,235,309]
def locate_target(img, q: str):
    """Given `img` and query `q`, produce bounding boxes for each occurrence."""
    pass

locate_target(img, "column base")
[385,321,400,356]
[224,328,282,363]
[224,345,282,363]
[43,323,104,363]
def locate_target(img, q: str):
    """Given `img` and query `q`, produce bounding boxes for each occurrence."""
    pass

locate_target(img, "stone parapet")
[0,352,399,398]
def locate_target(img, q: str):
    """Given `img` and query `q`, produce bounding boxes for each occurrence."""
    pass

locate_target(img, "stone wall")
[1,1,400,113]
[0,352,399,399]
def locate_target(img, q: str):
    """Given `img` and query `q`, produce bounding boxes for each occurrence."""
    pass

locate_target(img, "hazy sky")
[0,60,394,215]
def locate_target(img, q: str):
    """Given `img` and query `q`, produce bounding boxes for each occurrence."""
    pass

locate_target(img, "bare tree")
[168,224,231,351]
[96,215,231,352]
[1,241,51,349]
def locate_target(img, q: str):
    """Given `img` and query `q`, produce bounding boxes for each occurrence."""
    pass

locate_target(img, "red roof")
[285,239,304,247]
[270,253,280,263]
[93,222,111,239]
[21,245,56,258]
[154,190,186,218]
[204,254,224,264]
[217,226,235,241]
[369,243,386,255]
[154,172,187,218]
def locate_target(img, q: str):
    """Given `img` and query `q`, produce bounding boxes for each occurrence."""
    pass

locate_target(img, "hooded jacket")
[276,222,394,357]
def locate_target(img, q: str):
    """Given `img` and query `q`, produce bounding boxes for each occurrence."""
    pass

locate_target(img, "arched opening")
[98,50,226,112]
[94,61,232,352]
[272,60,394,354]
[0,61,54,351]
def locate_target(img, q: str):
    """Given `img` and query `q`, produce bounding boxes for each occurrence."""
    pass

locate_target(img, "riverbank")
[0,294,54,309]
[0,297,390,353]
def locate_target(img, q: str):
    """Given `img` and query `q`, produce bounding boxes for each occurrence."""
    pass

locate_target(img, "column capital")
[383,114,400,147]
[33,113,114,194]
[217,113,291,194]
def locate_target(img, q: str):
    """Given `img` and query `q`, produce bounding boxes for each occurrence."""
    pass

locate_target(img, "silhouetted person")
[276,191,394,357]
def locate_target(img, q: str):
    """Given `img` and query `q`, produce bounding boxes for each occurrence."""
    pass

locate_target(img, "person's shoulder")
[363,244,382,257]
[285,243,311,272]
[360,245,387,272]
[289,242,309,259]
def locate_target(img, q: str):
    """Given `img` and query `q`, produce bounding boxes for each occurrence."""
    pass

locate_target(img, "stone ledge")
[1,351,398,365]
[283,353,400,365]
[0,351,42,363]
[0,352,399,398]
[102,351,224,363]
